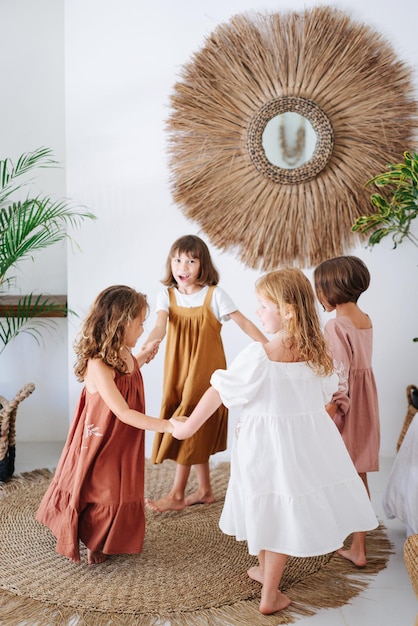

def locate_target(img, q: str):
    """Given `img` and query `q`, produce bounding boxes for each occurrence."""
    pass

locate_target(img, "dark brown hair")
[161,235,219,287]
[313,256,370,307]
[74,285,149,380]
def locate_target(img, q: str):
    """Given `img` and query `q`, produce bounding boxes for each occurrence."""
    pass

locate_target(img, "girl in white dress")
[171,268,378,615]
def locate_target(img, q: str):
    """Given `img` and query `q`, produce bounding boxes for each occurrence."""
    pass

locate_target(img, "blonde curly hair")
[256,268,333,376]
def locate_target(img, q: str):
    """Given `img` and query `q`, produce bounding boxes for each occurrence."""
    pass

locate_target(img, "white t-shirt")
[155,285,237,323]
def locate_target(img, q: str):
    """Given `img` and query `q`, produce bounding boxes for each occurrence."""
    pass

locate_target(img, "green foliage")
[352,151,418,248]
[0,147,96,354]
[352,151,418,342]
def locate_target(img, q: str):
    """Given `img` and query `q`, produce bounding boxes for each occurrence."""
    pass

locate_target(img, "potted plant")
[0,146,95,481]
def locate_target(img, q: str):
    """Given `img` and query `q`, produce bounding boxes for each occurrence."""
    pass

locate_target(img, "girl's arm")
[136,310,168,364]
[143,310,169,343]
[136,338,160,368]
[229,310,267,343]
[325,322,352,418]
[86,358,172,433]
[171,386,222,439]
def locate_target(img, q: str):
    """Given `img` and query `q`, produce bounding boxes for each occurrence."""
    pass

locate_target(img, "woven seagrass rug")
[0,460,392,626]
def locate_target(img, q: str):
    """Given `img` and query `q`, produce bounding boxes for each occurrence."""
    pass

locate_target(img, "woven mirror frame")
[247,97,334,185]
[167,7,418,269]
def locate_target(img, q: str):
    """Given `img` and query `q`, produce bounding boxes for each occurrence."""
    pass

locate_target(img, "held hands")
[169,416,189,440]
[165,415,186,434]
[138,339,161,365]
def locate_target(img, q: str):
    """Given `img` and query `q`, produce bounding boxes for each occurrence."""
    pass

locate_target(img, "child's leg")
[87,547,106,565]
[184,462,215,506]
[248,549,265,584]
[145,463,190,512]
[337,472,368,567]
[259,550,291,614]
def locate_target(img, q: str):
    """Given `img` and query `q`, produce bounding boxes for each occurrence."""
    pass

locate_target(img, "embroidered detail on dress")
[333,359,349,394]
[84,421,104,439]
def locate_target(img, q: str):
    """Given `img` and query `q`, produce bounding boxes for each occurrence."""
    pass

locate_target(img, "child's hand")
[137,339,161,365]
[325,402,337,418]
[174,415,188,423]
[169,417,189,440]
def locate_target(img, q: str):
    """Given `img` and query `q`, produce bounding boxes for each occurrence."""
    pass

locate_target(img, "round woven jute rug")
[0,461,392,626]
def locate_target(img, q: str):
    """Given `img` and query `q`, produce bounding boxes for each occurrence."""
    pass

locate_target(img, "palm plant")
[0,146,95,354]
[352,151,418,248]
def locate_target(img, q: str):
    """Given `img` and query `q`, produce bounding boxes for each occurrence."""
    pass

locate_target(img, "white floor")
[13,443,418,626]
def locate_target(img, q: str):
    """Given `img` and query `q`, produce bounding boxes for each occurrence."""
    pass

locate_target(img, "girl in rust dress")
[36,285,173,564]
[314,256,380,568]
[143,235,266,513]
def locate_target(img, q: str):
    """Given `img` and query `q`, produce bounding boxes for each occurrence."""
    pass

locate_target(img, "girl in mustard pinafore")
[143,235,266,513]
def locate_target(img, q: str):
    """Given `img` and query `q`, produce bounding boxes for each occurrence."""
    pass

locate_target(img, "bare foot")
[145,495,185,513]
[87,548,107,565]
[247,565,264,584]
[184,490,215,506]
[337,547,367,568]
[259,589,291,614]
[68,556,81,564]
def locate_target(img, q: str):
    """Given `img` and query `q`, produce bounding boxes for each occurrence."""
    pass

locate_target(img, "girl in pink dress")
[314,256,380,567]
[36,285,174,564]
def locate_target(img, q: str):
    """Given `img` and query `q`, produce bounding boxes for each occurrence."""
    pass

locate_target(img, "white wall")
[1,0,417,459]
[0,0,68,441]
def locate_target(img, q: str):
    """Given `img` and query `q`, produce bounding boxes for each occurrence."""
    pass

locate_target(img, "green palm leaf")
[0,147,95,353]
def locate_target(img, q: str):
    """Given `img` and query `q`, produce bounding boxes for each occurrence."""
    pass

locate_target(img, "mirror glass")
[262,112,317,169]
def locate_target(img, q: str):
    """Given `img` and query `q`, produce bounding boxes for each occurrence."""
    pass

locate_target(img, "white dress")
[382,413,418,537]
[211,342,378,557]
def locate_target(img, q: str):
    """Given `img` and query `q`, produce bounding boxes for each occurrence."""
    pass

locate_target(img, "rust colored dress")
[36,362,146,562]
[325,316,380,473]
[151,286,228,465]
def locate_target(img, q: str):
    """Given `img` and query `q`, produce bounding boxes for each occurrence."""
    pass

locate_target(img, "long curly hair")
[74,285,149,381]
[256,268,333,376]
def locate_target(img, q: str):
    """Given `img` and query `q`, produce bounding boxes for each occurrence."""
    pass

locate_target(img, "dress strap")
[203,285,215,307]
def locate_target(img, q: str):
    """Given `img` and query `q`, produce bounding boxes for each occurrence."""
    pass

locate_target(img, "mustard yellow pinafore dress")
[151,286,228,466]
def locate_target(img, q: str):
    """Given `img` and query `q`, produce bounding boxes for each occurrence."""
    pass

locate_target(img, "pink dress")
[36,362,146,562]
[325,317,380,473]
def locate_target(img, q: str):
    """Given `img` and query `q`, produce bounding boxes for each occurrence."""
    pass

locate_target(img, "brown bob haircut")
[313,256,370,307]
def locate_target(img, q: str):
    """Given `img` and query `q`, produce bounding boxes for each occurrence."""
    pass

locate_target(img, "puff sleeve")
[210,342,267,408]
